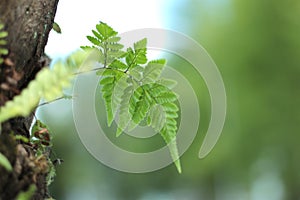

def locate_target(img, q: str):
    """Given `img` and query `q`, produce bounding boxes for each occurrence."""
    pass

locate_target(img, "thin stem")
[37,97,65,107]
[72,67,104,75]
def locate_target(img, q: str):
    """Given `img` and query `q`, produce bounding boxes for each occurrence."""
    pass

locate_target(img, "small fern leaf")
[155,92,178,104]
[87,36,101,46]
[134,38,147,51]
[148,83,170,96]
[84,22,124,67]
[100,69,124,126]
[116,84,135,136]
[168,139,182,173]
[156,78,177,89]
[112,76,130,120]
[128,65,144,81]
[109,60,127,70]
[96,22,117,39]
[0,63,72,123]
[125,38,147,69]
[100,76,115,125]
[147,105,165,132]
[142,59,166,84]
[106,36,121,43]
[147,83,181,173]
[107,43,123,50]
[160,101,181,173]
[0,50,90,123]
[128,86,152,130]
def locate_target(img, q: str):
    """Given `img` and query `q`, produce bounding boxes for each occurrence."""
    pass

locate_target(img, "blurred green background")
[39,0,300,199]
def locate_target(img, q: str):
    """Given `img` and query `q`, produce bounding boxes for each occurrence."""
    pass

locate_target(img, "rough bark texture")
[0,0,59,199]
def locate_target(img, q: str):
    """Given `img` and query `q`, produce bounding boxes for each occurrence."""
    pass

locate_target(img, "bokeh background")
[39,0,300,199]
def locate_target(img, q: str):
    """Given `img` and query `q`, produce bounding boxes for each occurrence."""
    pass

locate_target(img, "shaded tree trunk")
[0,0,59,199]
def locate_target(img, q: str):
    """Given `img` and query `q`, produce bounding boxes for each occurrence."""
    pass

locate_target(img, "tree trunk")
[0,0,59,199]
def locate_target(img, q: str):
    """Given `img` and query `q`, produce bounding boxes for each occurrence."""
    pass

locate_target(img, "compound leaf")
[142,59,166,84]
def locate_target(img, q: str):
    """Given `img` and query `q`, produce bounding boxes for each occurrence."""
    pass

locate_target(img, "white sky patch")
[45,0,165,58]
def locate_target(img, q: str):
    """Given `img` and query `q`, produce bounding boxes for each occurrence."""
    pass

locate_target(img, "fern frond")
[0,64,72,123]
[125,38,147,70]
[100,68,124,126]
[160,101,181,173]
[112,76,130,122]
[82,22,125,67]
[147,84,181,172]
[116,84,135,136]
[0,50,88,123]
[128,85,153,130]
[109,60,127,70]
[147,105,165,132]
[84,22,182,172]
[0,23,8,64]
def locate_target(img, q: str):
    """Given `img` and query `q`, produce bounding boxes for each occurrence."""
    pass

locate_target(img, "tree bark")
[0,0,59,199]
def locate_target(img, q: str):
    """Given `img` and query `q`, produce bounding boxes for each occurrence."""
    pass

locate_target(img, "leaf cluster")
[84,22,181,172]
[0,50,89,123]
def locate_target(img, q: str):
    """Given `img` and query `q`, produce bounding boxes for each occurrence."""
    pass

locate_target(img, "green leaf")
[116,84,135,136]
[0,31,8,38]
[128,65,144,81]
[52,22,62,33]
[147,105,165,132]
[92,30,103,41]
[146,83,181,172]
[100,69,124,126]
[112,76,130,120]
[0,39,6,45]
[160,102,181,173]
[109,60,127,70]
[0,48,8,55]
[31,120,48,135]
[125,38,148,70]
[87,22,182,172]
[106,36,121,43]
[128,86,152,130]
[156,78,177,89]
[16,185,36,200]
[0,152,12,171]
[0,50,88,123]
[142,59,166,84]
[149,83,174,97]
[134,38,147,51]
[155,91,178,104]
[107,43,123,50]
[87,36,101,46]
[14,135,29,143]
[85,22,124,67]
[96,22,117,39]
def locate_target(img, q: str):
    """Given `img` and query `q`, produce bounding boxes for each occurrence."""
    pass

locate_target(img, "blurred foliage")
[40,0,300,199]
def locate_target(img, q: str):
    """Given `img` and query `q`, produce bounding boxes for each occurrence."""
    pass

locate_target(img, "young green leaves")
[84,22,182,173]
[0,50,89,123]
[81,22,124,67]
[0,23,8,64]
